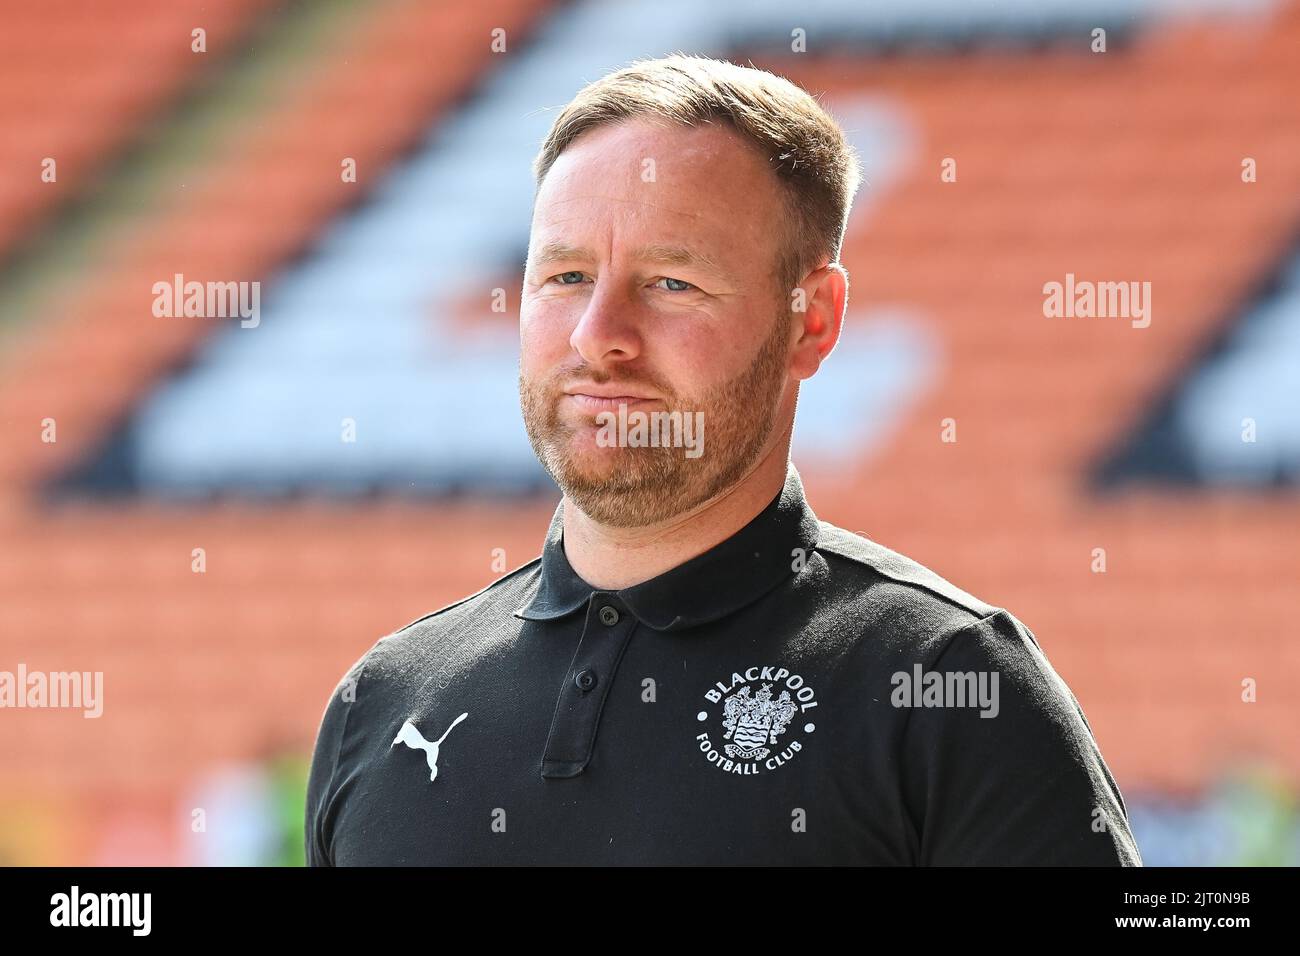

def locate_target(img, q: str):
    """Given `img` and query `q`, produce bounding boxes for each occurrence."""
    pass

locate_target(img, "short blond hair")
[532,53,862,297]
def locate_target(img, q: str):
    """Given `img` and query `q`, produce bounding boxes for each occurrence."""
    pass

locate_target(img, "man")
[306,54,1142,865]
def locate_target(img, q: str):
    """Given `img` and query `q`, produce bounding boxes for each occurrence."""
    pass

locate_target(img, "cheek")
[661,322,750,394]
[519,297,574,376]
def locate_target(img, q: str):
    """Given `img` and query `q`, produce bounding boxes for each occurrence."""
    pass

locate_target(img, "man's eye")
[551,271,587,285]
[655,277,696,292]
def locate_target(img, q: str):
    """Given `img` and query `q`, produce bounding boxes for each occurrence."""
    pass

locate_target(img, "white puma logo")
[391,713,468,782]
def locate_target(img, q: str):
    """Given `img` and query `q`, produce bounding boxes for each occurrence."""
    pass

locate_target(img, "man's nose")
[569,280,642,367]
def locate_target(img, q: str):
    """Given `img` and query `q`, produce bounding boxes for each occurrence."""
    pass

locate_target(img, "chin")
[546,443,625,485]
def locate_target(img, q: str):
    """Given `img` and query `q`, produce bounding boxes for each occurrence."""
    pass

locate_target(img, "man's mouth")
[564,393,661,414]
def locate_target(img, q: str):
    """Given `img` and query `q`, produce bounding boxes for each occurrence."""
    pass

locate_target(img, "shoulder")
[811,521,1086,729]
[348,555,543,686]
[809,520,1006,657]
[308,556,542,775]
[815,521,998,616]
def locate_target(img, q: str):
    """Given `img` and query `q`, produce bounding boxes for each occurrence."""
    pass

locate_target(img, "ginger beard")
[520,304,791,528]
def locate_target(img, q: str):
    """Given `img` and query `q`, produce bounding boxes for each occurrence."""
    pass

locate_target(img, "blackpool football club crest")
[695,665,818,775]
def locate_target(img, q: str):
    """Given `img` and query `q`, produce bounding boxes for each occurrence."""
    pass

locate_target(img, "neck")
[562,423,794,590]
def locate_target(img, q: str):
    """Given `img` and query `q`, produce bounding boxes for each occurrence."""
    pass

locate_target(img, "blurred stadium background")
[1,0,1297,865]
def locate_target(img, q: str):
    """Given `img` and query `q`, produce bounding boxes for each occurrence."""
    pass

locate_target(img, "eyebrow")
[529,240,729,278]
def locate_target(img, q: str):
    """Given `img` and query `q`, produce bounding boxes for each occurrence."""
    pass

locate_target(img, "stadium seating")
[0,0,1296,864]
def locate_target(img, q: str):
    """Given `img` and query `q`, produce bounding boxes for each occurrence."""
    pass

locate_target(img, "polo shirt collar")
[514,462,820,633]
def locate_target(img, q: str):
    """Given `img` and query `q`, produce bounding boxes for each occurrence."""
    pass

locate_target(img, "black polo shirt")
[306,463,1142,865]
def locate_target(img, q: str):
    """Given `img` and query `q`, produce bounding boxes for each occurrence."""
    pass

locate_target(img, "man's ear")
[789,262,848,381]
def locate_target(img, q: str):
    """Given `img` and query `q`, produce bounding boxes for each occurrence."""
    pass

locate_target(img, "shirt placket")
[540,593,637,779]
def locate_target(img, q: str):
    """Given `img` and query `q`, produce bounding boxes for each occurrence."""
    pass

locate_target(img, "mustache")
[545,366,676,399]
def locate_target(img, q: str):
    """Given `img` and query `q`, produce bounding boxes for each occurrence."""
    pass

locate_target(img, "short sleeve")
[305,655,368,867]
[900,609,1143,866]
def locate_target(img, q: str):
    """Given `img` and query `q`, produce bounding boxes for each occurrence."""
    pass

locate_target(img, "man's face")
[519,117,796,527]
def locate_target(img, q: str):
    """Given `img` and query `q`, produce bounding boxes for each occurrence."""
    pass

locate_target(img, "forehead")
[531,117,785,269]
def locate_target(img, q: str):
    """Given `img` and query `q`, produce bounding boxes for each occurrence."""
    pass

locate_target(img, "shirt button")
[598,605,620,626]
[575,669,597,692]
